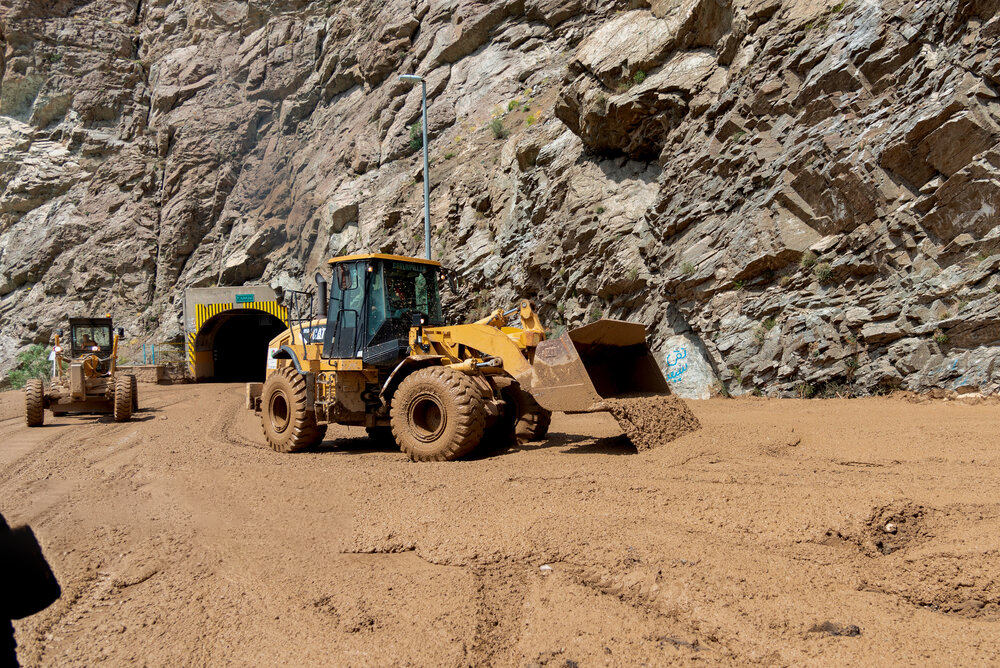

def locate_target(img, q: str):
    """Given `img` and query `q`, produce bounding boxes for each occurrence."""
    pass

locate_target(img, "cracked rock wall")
[1,0,998,396]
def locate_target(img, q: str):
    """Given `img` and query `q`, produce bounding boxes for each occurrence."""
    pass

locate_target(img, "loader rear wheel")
[25,379,44,427]
[260,366,326,453]
[391,366,486,461]
[113,375,133,422]
[129,375,139,412]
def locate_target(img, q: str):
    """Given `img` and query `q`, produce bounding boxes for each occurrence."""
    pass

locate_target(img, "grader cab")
[24,317,137,426]
[247,253,669,460]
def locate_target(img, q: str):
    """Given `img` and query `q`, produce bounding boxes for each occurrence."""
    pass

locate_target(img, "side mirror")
[315,273,328,318]
[116,328,124,337]
[411,313,426,327]
[442,268,458,293]
[56,329,63,336]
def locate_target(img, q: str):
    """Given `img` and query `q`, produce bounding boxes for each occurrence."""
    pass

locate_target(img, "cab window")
[72,325,111,351]
[384,261,443,325]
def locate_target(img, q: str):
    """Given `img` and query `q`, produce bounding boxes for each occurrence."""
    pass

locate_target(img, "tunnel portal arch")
[184,288,289,382]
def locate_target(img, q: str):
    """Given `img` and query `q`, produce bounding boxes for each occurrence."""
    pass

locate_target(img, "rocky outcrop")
[1,0,999,397]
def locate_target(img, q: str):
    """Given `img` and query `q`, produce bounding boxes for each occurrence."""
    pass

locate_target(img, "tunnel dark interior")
[210,312,286,382]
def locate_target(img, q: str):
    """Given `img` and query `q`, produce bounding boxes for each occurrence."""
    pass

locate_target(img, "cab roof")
[328,253,442,267]
[69,317,113,328]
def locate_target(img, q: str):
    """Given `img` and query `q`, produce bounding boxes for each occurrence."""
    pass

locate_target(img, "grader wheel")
[113,375,133,422]
[25,379,44,427]
[390,366,486,461]
[260,366,327,453]
[129,375,138,412]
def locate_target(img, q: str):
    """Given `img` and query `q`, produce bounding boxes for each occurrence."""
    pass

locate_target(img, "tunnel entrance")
[193,310,286,382]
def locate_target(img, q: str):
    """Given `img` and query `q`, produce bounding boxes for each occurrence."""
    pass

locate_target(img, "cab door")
[325,261,366,360]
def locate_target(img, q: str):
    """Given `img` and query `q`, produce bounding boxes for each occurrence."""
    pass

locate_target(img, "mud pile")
[604,394,701,450]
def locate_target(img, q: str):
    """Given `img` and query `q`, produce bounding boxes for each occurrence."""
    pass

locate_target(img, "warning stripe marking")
[189,301,288,376]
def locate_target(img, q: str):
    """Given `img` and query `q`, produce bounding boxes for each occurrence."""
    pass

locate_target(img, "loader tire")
[491,377,550,445]
[25,379,44,427]
[516,400,551,444]
[481,376,519,451]
[260,366,326,453]
[129,375,139,412]
[391,366,486,461]
[113,375,133,422]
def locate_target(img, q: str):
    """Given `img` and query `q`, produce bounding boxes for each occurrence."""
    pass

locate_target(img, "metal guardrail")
[141,342,185,365]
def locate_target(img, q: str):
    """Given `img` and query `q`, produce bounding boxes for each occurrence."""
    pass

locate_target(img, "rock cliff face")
[1,0,999,396]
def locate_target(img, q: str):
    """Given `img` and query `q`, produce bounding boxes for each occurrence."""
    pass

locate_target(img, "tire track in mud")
[467,564,530,666]
[557,560,735,659]
[207,385,266,450]
[18,569,116,667]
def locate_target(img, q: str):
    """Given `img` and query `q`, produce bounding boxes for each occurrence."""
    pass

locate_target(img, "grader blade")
[528,319,669,413]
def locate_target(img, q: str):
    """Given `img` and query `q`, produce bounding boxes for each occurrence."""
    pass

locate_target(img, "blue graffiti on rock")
[665,348,688,383]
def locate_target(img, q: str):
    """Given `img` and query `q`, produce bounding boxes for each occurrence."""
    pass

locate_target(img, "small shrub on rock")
[408,122,423,151]
[814,262,833,283]
[489,118,509,140]
[6,344,50,389]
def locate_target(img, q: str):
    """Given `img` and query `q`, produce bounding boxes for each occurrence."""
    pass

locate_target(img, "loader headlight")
[53,346,62,353]
[91,345,100,351]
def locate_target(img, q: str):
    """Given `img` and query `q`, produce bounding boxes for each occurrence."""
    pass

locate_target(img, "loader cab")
[68,317,113,359]
[323,254,444,367]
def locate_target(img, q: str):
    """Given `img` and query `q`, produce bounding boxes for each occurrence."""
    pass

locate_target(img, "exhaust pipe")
[315,272,328,318]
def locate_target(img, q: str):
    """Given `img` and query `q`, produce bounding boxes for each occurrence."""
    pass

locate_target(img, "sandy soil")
[1,383,998,666]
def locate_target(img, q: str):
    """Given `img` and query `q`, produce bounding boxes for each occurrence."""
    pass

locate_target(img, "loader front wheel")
[516,398,551,444]
[25,379,44,427]
[492,377,550,445]
[391,366,486,461]
[260,366,326,453]
[113,375,133,422]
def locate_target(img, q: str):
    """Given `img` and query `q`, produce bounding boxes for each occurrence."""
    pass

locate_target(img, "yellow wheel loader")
[25,317,137,427]
[246,254,669,460]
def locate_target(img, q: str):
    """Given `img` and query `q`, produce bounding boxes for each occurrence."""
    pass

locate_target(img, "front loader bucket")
[529,319,669,413]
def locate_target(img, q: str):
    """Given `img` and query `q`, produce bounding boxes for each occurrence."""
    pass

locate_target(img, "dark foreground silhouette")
[1,512,61,667]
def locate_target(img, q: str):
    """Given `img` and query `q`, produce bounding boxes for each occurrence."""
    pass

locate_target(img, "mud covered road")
[2,384,999,666]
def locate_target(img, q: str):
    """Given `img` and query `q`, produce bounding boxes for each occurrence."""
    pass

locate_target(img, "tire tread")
[391,366,486,461]
[25,379,44,427]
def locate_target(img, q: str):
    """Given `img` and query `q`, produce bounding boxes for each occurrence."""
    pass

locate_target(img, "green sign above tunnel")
[235,294,255,303]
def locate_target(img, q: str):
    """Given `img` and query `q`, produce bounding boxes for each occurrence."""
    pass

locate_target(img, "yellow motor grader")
[246,253,668,460]
[24,317,137,426]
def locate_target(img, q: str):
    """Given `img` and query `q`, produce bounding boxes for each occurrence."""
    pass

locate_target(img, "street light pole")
[400,74,431,261]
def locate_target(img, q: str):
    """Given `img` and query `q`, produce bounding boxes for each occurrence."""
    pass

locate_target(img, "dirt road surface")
[2,383,998,666]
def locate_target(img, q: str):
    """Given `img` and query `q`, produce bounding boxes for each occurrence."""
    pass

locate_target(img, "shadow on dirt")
[312,436,400,455]
[304,431,637,459]
[519,432,637,455]
[469,432,637,460]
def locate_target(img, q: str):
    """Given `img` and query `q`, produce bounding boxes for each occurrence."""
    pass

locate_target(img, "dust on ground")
[603,394,701,449]
[1,384,999,666]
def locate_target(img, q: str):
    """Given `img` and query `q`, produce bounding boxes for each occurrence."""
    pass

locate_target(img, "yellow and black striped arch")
[188,301,288,376]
